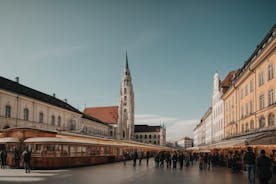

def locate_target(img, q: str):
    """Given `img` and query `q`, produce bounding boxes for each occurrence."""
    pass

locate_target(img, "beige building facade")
[224,25,276,138]
[0,77,111,138]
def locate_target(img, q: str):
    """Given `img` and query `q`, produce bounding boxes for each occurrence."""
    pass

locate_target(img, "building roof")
[221,71,236,94]
[134,125,161,133]
[232,24,276,83]
[84,106,118,124]
[0,76,81,114]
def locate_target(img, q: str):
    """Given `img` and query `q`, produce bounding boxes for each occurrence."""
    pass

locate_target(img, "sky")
[0,0,275,141]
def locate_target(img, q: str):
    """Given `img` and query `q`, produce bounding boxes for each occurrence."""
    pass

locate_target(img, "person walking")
[146,151,150,166]
[0,149,7,169]
[22,148,31,173]
[244,147,256,184]
[172,152,178,170]
[14,148,20,169]
[122,150,128,166]
[132,151,138,167]
[179,152,184,169]
[138,150,143,165]
[256,150,272,184]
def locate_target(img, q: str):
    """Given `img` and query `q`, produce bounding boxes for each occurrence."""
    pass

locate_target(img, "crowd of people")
[0,147,32,173]
[122,148,275,184]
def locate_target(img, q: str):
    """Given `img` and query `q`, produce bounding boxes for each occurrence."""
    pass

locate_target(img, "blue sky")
[0,0,275,140]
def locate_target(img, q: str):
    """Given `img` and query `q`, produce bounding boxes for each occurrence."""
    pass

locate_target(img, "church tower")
[117,52,135,140]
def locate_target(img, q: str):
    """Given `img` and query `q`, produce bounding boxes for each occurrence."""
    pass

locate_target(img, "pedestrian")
[256,150,272,184]
[159,152,165,168]
[179,152,184,169]
[270,149,276,175]
[132,151,138,167]
[22,148,31,173]
[0,148,7,169]
[243,147,256,184]
[172,152,177,170]
[14,148,20,169]
[199,154,204,170]
[138,150,143,165]
[166,152,171,168]
[154,152,160,168]
[122,150,127,165]
[146,151,150,166]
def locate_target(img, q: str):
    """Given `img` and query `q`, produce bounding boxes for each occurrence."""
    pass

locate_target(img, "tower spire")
[125,51,129,70]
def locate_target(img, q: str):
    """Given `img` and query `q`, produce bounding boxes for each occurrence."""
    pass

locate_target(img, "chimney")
[53,93,56,98]
[15,77,19,83]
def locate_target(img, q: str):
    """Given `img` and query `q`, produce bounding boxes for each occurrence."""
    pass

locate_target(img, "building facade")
[224,25,276,138]
[175,137,193,148]
[0,77,111,138]
[134,125,166,146]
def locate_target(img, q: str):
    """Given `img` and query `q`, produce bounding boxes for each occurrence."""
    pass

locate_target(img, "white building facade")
[212,72,225,143]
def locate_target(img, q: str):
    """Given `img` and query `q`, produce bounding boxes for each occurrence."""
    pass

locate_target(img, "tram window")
[55,145,61,151]
[35,144,41,151]
[62,145,69,156]
[47,145,55,151]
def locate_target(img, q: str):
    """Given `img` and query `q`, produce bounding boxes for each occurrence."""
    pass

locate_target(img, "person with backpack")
[244,147,256,184]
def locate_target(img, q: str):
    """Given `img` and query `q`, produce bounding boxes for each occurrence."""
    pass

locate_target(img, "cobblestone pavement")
[0,160,275,184]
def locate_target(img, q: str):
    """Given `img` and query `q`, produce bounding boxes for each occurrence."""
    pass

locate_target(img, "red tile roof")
[84,106,118,124]
[221,71,236,94]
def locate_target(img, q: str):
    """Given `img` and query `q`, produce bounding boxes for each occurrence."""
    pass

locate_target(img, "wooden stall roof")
[0,137,20,143]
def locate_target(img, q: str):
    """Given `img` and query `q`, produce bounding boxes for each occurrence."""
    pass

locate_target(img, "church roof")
[134,125,161,133]
[84,106,118,124]
[0,76,81,114]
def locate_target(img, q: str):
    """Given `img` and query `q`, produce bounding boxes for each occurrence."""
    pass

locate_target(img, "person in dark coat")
[22,148,31,173]
[132,151,138,167]
[179,152,184,169]
[172,152,178,169]
[14,148,20,169]
[0,149,7,169]
[243,147,256,184]
[146,151,150,166]
[257,150,272,184]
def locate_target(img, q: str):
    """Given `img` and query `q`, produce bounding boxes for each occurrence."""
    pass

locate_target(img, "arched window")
[153,141,156,144]
[140,135,142,139]
[268,89,274,105]
[250,120,254,129]
[57,116,61,126]
[39,112,44,123]
[123,131,125,138]
[149,135,152,139]
[5,105,11,118]
[69,120,76,130]
[268,63,274,80]
[268,113,275,126]
[51,115,55,125]
[259,116,265,128]
[154,135,157,138]
[145,135,147,139]
[245,122,249,132]
[23,108,29,121]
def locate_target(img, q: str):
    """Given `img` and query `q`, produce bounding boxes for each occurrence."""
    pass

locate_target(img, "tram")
[0,127,170,169]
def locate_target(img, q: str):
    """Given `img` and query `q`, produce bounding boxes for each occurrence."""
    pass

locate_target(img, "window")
[240,89,244,100]
[268,89,274,105]
[145,135,147,139]
[136,135,138,139]
[124,88,127,94]
[69,120,76,130]
[23,108,29,121]
[51,115,55,125]
[124,96,127,101]
[250,120,254,129]
[259,116,265,128]
[154,135,157,138]
[245,122,249,131]
[240,106,244,118]
[5,105,11,118]
[268,64,274,80]
[250,80,254,92]
[259,72,264,86]
[39,112,44,123]
[57,116,61,126]
[149,135,152,139]
[241,124,244,132]
[249,101,253,113]
[153,141,156,144]
[245,85,248,96]
[245,103,248,115]
[140,135,142,139]
[259,95,265,110]
[268,113,275,126]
